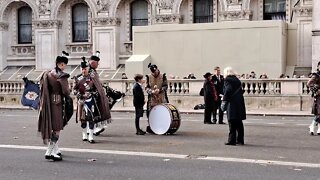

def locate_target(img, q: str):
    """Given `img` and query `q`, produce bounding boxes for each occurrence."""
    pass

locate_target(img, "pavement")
[0,104,313,116]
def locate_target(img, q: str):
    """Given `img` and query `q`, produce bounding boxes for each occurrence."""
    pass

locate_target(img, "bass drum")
[149,103,181,135]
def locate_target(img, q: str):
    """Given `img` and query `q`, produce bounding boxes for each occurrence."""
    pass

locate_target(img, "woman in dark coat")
[203,72,218,124]
[222,67,246,145]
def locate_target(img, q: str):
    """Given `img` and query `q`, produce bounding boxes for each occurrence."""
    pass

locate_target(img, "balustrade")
[0,79,312,97]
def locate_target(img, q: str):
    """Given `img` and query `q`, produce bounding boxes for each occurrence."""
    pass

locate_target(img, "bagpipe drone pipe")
[103,85,126,109]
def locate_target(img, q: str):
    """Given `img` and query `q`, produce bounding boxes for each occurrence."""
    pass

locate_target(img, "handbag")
[199,88,204,96]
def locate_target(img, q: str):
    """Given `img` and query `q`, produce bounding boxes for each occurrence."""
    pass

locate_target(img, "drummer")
[145,63,169,133]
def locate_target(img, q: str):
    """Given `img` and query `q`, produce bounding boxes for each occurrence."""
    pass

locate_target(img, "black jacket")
[203,79,217,106]
[212,74,224,95]
[133,83,145,107]
[223,75,246,121]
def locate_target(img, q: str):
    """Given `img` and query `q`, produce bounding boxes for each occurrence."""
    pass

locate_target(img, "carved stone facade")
[0,0,318,74]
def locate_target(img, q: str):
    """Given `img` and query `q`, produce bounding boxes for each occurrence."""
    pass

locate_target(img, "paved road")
[0,110,319,180]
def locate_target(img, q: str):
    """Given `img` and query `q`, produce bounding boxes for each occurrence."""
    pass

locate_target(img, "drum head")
[149,105,171,135]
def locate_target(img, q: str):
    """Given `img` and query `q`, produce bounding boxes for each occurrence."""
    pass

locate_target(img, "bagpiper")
[38,51,72,161]
[307,61,320,135]
[73,57,99,143]
[88,51,112,136]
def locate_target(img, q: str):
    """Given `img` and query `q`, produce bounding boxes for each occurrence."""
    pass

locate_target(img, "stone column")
[33,20,60,70]
[91,17,120,70]
[312,0,320,71]
[0,22,8,71]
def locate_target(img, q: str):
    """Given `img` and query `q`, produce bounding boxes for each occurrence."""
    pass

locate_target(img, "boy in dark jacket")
[133,74,146,135]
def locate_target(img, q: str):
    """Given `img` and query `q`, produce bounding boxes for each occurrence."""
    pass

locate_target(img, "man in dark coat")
[212,66,225,124]
[203,72,218,124]
[222,67,246,146]
[133,74,146,135]
[307,61,320,135]
[38,51,71,161]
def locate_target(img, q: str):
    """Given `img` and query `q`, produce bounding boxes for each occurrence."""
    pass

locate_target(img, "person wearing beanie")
[38,51,71,161]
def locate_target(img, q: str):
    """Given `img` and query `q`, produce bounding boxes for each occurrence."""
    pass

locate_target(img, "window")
[72,3,88,42]
[194,0,213,23]
[18,6,32,44]
[263,0,286,20]
[130,0,148,41]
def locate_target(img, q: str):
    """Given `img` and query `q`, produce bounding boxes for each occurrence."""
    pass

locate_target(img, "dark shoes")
[236,142,245,145]
[136,130,146,135]
[204,121,214,124]
[146,126,155,134]
[225,142,236,146]
[219,122,226,124]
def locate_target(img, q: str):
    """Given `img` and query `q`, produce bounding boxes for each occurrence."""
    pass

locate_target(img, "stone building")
[0,0,318,78]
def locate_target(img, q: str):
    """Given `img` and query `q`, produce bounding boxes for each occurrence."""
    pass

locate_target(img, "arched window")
[18,6,32,44]
[72,3,88,42]
[130,0,148,41]
[263,0,286,20]
[194,0,213,23]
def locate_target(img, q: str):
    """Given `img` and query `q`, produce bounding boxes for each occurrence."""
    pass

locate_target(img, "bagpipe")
[21,77,40,109]
[103,85,125,109]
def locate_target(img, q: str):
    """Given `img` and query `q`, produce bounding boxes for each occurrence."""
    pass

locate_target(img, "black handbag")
[199,88,204,96]
[63,95,74,126]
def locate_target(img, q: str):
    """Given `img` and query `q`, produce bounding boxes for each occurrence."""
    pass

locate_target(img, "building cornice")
[154,14,182,24]
[91,17,121,26]
[293,6,312,17]
[220,10,252,21]
[32,20,62,29]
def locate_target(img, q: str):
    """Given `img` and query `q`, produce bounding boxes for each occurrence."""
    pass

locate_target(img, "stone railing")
[0,78,311,96]
[65,43,92,54]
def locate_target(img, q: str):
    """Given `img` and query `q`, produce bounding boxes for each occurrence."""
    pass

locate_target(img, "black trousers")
[135,106,144,131]
[227,120,244,144]
[213,99,224,122]
[204,103,215,123]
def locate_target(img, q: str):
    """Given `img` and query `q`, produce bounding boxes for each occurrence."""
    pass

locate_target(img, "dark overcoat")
[203,79,217,107]
[133,83,145,108]
[223,75,246,121]
[212,74,224,95]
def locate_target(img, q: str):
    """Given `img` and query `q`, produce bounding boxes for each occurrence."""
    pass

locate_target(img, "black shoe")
[219,122,226,124]
[310,132,314,136]
[204,121,214,124]
[136,130,146,135]
[225,142,236,146]
[88,140,95,144]
[236,142,244,145]
[146,126,155,134]
[45,154,62,161]
[212,120,217,124]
